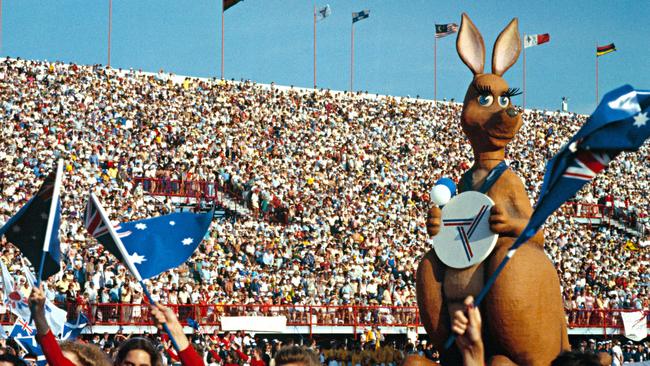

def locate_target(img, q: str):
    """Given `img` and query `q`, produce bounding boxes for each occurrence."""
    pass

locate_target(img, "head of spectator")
[0,354,26,366]
[274,345,320,366]
[114,338,162,366]
[60,341,112,366]
[550,351,601,366]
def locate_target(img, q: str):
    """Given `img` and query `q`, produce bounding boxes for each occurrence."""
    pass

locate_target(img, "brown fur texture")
[413,13,570,366]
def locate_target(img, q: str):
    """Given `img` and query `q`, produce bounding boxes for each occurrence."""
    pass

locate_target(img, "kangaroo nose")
[506,108,518,118]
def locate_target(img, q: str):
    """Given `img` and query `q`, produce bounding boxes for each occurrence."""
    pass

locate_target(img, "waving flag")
[446,85,650,348]
[61,313,89,341]
[22,263,67,337]
[352,9,369,23]
[0,161,63,280]
[524,33,550,48]
[10,318,34,338]
[316,4,331,21]
[223,0,242,11]
[15,336,47,366]
[85,193,213,280]
[597,43,616,56]
[435,23,458,38]
[1,261,30,322]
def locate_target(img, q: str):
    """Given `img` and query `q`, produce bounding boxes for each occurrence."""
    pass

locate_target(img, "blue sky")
[2,0,648,114]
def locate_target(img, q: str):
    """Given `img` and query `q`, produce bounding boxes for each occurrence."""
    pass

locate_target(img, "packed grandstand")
[0,57,649,363]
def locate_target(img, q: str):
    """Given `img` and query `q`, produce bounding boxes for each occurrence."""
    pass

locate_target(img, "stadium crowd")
[0,57,648,333]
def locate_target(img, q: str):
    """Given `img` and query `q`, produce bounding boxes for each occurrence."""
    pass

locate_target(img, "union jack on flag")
[85,198,110,238]
[562,151,611,181]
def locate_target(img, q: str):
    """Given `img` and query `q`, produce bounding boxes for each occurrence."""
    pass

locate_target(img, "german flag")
[597,43,616,57]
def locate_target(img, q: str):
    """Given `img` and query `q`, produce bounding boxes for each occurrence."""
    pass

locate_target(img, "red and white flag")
[524,33,550,48]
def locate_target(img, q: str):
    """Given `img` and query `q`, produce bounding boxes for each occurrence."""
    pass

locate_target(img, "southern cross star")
[128,252,146,264]
[182,238,194,246]
[633,111,648,128]
[135,223,147,230]
[169,221,176,226]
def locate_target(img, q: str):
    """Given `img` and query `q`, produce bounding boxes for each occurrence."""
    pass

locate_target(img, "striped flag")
[352,9,369,23]
[524,33,550,48]
[597,43,616,56]
[316,4,331,21]
[223,0,242,11]
[435,23,458,38]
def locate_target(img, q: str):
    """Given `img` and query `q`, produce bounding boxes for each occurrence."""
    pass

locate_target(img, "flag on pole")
[524,33,550,48]
[352,9,370,23]
[223,0,242,11]
[316,4,331,21]
[597,43,616,56]
[0,161,63,280]
[435,23,458,38]
[85,193,213,280]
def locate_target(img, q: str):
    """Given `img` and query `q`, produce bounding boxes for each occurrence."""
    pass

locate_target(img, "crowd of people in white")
[0,57,648,327]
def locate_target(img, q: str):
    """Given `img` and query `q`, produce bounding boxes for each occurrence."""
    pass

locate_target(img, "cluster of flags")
[0,159,214,357]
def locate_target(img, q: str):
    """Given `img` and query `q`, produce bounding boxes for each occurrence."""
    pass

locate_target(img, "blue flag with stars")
[513,85,649,250]
[114,210,213,280]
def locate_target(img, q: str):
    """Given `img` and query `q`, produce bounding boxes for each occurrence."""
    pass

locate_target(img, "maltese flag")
[524,33,550,48]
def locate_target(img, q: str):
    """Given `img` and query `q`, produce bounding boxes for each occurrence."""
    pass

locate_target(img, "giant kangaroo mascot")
[411,14,569,365]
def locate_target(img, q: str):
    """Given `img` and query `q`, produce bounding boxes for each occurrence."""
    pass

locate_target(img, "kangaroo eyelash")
[473,84,492,95]
[503,88,522,98]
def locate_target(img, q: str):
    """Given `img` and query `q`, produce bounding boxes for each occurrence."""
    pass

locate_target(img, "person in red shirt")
[29,285,205,366]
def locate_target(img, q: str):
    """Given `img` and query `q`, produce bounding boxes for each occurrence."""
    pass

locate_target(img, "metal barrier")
[4,303,643,331]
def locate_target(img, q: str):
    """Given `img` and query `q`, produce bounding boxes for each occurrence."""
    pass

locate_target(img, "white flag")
[620,311,647,342]
[22,264,67,337]
[1,261,31,322]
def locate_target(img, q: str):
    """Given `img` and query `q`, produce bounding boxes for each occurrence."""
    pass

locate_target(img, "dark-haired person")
[0,354,27,366]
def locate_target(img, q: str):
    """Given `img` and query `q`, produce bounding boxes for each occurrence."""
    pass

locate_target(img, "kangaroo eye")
[477,94,493,107]
[498,96,510,107]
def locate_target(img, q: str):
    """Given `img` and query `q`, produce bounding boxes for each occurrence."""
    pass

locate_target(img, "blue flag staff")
[444,85,650,349]
[89,192,182,352]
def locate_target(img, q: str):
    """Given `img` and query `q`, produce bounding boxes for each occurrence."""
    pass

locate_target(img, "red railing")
[1,303,641,331]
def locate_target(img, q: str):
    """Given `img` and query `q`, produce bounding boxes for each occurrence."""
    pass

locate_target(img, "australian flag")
[0,161,63,280]
[513,85,650,250]
[85,193,213,281]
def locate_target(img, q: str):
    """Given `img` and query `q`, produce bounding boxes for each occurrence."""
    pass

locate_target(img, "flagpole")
[313,4,317,89]
[434,35,437,102]
[37,160,63,285]
[107,0,112,67]
[221,2,224,79]
[523,34,526,111]
[90,193,181,352]
[595,42,599,104]
[350,21,354,92]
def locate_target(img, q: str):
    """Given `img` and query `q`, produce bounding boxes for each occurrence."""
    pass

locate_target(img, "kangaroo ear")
[456,13,485,75]
[492,18,521,76]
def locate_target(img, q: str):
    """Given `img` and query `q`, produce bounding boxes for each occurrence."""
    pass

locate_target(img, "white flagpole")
[90,192,181,351]
[38,160,64,284]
